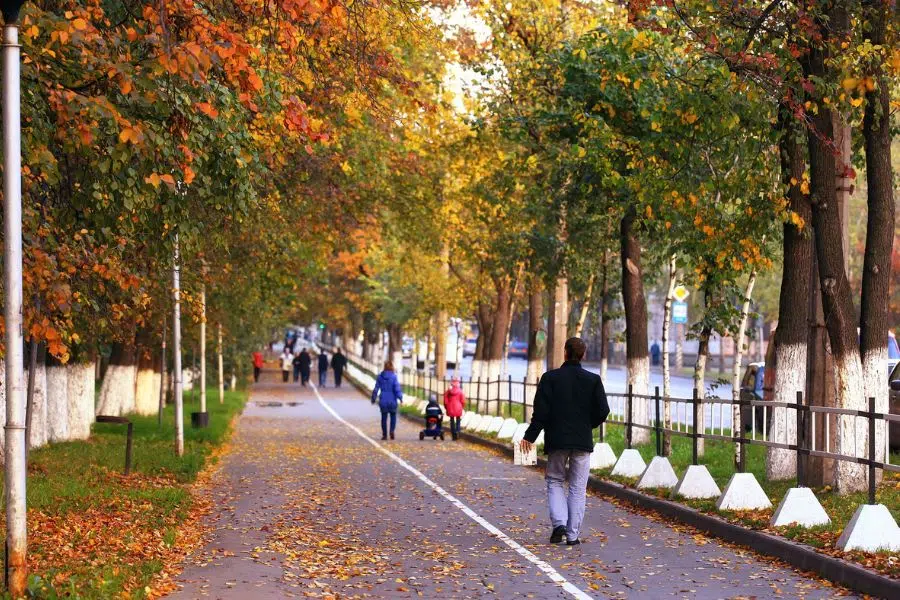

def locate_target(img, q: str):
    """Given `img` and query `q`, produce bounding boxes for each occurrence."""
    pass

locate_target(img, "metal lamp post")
[2,0,28,594]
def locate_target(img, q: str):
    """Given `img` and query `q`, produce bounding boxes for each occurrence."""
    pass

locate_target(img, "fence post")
[654,386,662,457]
[868,396,876,505]
[507,375,512,418]
[692,387,699,466]
[522,376,528,423]
[476,377,482,414]
[626,384,633,449]
[796,391,805,487]
[125,422,134,475]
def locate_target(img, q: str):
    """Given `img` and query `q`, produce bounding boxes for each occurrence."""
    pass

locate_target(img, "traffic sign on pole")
[673,285,690,302]
[672,301,688,324]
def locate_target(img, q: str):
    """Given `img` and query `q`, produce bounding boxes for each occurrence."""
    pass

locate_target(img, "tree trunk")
[46,354,69,442]
[65,359,95,440]
[526,284,546,384]
[486,278,513,391]
[159,317,167,424]
[435,242,449,378]
[574,274,595,338]
[135,328,161,416]
[600,252,611,380]
[387,324,403,374]
[548,276,568,369]
[770,110,812,481]
[733,272,757,468]
[97,338,138,417]
[26,344,48,450]
[621,207,650,444]
[803,9,867,493]
[859,0,894,482]
[473,302,493,380]
[693,322,712,457]
[199,283,207,414]
[217,323,225,404]
[662,254,676,456]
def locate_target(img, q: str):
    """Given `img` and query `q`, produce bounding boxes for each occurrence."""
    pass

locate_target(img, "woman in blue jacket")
[372,361,403,440]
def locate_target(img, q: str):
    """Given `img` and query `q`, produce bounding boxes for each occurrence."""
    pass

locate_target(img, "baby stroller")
[420,395,445,440]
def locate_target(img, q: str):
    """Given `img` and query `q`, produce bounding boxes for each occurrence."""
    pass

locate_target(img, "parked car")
[889,361,900,451]
[507,339,528,359]
[463,338,477,357]
[887,331,899,377]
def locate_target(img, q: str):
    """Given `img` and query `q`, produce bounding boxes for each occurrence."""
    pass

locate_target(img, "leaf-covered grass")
[1,387,247,599]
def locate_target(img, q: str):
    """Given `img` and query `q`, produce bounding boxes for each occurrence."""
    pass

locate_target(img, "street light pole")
[173,234,184,456]
[2,1,27,594]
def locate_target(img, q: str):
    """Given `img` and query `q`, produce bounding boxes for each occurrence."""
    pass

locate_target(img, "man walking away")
[331,349,347,387]
[520,337,609,546]
[318,350,329,387]
[292,351,303,382]
[298,348,312,385]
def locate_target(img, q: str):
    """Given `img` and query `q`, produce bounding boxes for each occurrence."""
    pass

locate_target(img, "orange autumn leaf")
[71,18,88,31]
[160,174,176,189]
[196,102,219,118]
[183,166,195,185]
[145,173,162,188]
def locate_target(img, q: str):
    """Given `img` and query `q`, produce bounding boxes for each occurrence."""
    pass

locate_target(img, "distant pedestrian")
[292,351,302,382]
[372,360,402,440]
[443,377,465,440]
[280,349,293,383]
[298,348,312,385]
[331,349,347,387]
[650,340,661,367]
[318,351,329,386]
[520,337,609,546]
[252,351,264,383]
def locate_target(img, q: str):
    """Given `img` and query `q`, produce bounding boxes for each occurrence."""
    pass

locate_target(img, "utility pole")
[2,2,27,593]
[173,235,184,456]
[217,323,224,404]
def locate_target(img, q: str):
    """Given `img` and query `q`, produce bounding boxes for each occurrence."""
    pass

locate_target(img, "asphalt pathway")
[170,372,852,599]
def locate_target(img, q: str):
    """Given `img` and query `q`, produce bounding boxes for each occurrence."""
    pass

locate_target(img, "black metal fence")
[335,347,898,503]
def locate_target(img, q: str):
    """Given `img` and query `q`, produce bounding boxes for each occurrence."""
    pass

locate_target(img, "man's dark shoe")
[566,539,581,546]
[390,432,395,440]
[550,526,566,544]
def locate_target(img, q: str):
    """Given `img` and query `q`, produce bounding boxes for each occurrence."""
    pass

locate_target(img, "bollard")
[626,384,634,449]
[692,388,699,466]
[654,386,662,457]
[868,396,876,505]
[737,392,746,473]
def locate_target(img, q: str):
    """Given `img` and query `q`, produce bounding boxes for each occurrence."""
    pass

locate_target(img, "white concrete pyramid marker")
[466,414,483,431]
[672,465,721,499]
[610,449,647,478]
[636,456,679,490]
[497,418,519,439]
[460,412,474,428]
[589,443,617,470]
[487,416,505,433]
[476,415,493,432]
[771,487,830,528]
[836,504,900,553]
[716,473,772,511]
[511,423,529,443]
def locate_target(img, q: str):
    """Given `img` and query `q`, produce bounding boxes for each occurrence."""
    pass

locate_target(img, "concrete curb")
[395,412,899,599]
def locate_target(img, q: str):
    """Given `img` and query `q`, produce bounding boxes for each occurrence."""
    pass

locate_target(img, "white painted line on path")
[312,384,595,600]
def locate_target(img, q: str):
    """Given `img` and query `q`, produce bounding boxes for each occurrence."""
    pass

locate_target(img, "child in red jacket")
[443,377,465,440]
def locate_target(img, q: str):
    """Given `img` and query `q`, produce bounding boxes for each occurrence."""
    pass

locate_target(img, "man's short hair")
[564,337,586,361]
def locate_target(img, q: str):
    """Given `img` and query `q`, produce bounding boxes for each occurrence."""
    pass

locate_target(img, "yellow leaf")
[71,18,88,31]
[145,173,161,188]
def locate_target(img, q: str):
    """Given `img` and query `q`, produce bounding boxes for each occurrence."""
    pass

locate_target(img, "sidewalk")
[168,373,849,599]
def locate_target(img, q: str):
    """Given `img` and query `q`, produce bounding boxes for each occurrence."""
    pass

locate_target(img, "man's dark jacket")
[523,361,610,453]
[331,352,347,372]
[318,353,329,370]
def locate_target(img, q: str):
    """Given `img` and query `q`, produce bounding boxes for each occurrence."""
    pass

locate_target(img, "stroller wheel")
[419,432,425,440]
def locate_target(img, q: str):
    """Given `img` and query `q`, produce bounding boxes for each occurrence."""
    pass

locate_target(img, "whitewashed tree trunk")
[26,359,48,448]
[662,255,676,455]
[46,363,68,442]
[732,271,757,468]
[96,362,136,416]
[574,274,594,338]
[834,354,868,494]
[134,362,161,415]
[217,323,224,404]
[862,346,888,482]
[768,342,804,479]
[628,357,650,445]
[0,367,6,459]
[66,362,95,440]
[199,282,207,413]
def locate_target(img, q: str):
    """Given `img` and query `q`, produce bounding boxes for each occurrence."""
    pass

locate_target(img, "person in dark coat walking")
[371,361,403,440]
[317,351,329,387]
[298,348,312,385]
[292,351,303,382]
[520,337,609,546]
[331,349,347,387]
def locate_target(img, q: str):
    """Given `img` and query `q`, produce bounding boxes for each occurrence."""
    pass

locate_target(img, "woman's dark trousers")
[381,410,397,438]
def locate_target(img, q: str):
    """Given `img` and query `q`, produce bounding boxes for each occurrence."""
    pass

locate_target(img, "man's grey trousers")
[545,449,591,542]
